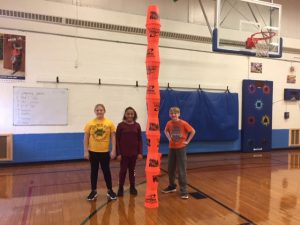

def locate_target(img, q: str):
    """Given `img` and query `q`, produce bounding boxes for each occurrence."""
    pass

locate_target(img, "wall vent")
[289,129,300,146]
[0,134,13,161]
[0,8,211,44]
[1,8,300,54]
[0,9,63,24]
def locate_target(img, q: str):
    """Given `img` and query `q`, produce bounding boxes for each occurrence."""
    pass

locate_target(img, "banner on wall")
[0,34,26,80]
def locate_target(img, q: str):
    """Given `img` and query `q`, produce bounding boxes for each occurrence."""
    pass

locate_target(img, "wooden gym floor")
[1,150,300,225]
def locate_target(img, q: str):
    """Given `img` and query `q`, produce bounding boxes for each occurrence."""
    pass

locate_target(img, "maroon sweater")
[116,121,143,156]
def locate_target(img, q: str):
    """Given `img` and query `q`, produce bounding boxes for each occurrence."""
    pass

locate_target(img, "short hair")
[94,104,106,112]
[123,106,138,121]
[169,107,180,114]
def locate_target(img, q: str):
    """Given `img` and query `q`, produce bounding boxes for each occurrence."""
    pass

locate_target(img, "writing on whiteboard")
[13,87,68,126]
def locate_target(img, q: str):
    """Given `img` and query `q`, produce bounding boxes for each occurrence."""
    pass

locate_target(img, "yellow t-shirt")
[84,118,116,152]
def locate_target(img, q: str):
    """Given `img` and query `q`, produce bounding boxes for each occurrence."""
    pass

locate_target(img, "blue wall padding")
[159,89,239,142]
[272,129,289,149]
[13,133,84,162]
[5,129,291,163]
[12,132,241,163]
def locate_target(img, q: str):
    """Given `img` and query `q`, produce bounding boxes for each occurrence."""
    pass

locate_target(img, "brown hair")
[123,106,138,121]
[94,104,106,112]
[169,107,180,114]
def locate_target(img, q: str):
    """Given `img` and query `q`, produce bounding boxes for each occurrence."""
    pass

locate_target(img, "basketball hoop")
[245,31,276,57]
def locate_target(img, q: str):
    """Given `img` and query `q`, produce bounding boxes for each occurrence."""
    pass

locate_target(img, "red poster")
[1,34,26,80]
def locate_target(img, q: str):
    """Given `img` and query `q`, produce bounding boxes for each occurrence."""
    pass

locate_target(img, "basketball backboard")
[213,0,282,58]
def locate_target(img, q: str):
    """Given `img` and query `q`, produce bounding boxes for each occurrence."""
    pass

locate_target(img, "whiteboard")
[13,87,68,126]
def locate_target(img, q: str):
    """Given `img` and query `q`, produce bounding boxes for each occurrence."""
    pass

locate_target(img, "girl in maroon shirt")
[116,107,143,196]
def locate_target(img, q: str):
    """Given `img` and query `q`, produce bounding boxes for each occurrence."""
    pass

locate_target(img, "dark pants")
[89,151,112,191]
[119,155,137,187]
[168,148,187,194]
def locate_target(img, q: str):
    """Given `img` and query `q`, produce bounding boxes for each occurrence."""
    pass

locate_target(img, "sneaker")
[86,190,97,201]
[130,186,138,195]
[117,187,124,197]
[181,193,189,199]
[161,185,176,193]
[107,189,117,200]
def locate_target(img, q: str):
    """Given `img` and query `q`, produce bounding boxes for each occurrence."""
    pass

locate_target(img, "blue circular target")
[255,100,264,110]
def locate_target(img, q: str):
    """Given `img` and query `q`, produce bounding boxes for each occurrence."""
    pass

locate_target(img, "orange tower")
[144,5,161,208]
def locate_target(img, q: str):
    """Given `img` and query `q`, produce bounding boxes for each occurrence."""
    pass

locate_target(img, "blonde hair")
[94,104,106,112]
[169,107,180,114]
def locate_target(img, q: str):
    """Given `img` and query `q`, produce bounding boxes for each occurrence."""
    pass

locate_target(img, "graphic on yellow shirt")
[84,118,116,152]
[91,124,109,141]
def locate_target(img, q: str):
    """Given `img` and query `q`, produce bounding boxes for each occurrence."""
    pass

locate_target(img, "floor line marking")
[79,180,147,225]
[21,180,34,225]
[160,167,257,225]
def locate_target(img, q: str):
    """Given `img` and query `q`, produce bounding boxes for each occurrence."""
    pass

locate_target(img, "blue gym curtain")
[159,89,239,142]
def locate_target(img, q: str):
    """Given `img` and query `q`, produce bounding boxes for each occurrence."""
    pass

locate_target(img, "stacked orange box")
[144,5,161,208]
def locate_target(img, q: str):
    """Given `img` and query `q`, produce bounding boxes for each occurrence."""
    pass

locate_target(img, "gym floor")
[1,150,300,225]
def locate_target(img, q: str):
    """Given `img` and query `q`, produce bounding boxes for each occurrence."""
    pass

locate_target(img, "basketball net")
[255,42,270,57]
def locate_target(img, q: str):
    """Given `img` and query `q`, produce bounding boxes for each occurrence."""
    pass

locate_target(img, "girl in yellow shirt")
[84,104,117,201]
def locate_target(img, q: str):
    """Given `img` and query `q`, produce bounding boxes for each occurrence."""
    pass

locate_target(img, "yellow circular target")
[261,115,270,126]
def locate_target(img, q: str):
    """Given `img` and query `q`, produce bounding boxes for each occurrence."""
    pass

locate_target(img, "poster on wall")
[287,75,296,83]
[0,34,26,80]
[250,62,262,73]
